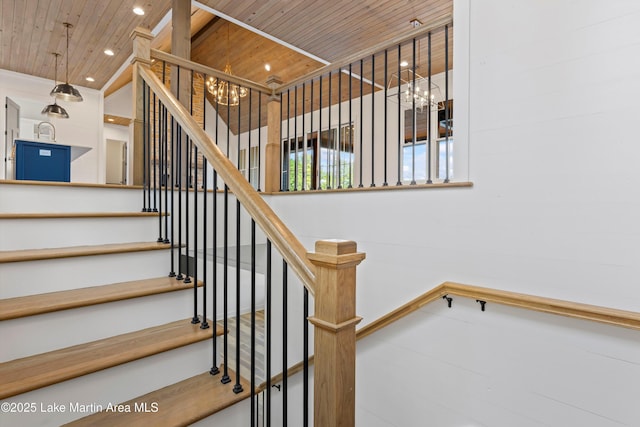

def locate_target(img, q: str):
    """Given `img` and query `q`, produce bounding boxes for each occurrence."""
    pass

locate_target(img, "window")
[282,124,354,191]
[402,100,453,183]
[238,148,247,178]
[248,146,260,189]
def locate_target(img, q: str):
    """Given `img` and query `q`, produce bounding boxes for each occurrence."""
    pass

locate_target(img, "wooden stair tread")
[0,319,223,399]
[65,369,251,427]
[0,212,165,219]
[0,241,172,263]
[0,277,203,321]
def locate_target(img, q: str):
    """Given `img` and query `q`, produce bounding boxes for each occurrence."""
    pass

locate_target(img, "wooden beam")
[130,27,154,186]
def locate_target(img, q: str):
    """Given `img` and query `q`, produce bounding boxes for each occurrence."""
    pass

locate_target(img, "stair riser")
[0,217,160,250]
[0,341,217,426]
[0,251,172,299]
[0,289,206,361]
[0,185,142,213]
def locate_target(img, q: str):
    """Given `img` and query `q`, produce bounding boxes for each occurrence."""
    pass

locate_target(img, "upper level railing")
[273,16,454,191]
[138,15,458,196]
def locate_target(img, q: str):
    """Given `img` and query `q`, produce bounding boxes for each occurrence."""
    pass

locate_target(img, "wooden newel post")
[130,27,153,186]
[265,75,283,192]
[307,240,365,427]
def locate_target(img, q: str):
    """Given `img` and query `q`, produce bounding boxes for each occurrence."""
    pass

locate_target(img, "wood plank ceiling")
[1,0,451,95]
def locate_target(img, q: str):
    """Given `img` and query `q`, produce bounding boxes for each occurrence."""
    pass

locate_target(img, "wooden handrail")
[276,14,453,93]
[136,66,316,294]
[150,49,272,94]
[258,281,639,391]
[443,282,640,330]
[359,282,640,339]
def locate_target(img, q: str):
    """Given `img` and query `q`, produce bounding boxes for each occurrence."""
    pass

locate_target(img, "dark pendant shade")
[51,82,83,102]
[41,101,70,119]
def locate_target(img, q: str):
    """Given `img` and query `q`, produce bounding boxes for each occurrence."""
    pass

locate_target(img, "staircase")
[0,181,249,426]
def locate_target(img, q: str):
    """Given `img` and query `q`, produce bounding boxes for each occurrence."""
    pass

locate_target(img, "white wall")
[0,69,104,182]
[104,82,132,118]
[260,1,640,425]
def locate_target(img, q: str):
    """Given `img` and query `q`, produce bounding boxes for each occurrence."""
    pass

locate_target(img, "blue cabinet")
[15,140,71,182]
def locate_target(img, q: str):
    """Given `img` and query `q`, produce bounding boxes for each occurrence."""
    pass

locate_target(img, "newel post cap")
[307,239,366,269]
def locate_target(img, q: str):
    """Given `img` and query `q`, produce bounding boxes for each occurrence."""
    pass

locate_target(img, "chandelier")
[205,64,247,106]
[205,23,247,106]
[404,72,441,110]
[388,69,442,111]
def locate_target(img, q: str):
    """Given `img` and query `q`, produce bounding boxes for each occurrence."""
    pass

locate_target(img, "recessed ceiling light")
[133,7,145,16]
[400,60,409,67]
[265,64,271,72]
[108,118,115,122]
[104,49,114,56]
[85,77,95,82]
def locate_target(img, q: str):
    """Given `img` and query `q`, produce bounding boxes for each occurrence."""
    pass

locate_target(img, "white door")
[106,139,127,184]
[5,97,20,179]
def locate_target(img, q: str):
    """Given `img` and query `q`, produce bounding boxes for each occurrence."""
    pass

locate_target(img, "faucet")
[36,121,56,141]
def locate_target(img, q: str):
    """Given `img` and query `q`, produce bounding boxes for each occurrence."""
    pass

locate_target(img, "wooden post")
[307,240,365,427]
[171,0,191,185]
[130,27,154,186]
[265,76,283,192]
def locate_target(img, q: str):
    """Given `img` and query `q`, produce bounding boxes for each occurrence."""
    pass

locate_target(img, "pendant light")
[51,22,83,102]
[42,53,70,119]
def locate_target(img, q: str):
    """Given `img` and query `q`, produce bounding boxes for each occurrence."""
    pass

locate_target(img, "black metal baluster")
[303,287,309,427]
[184,133,192,285]
[383,49,389,186]
[293,85,298,191]
[250,219,256,425]
[310,80,314,190]
[176,122,184,281]
[411,37,417,185]
[396,45,402,186]
[248,88,253,186]
[233,198,242,393]
[327,71,332,189]
[318,75,323,190]
[444,24,450,183]
[234,91,244,394]
[257,92,262,192]
[210,169,220,376]
[280,93,284,191]
[371,54,376,187]
[201,154,209,329]
[427,32,433,184]
[282,260,288,427]
[221,182,230,384]
[337,69,342,189]
[156,93,163,242]
[359,59,364,188]
[169,114,176,277]
[163,104,171,243]
[266,240,272,426]
[191,141,199,324]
